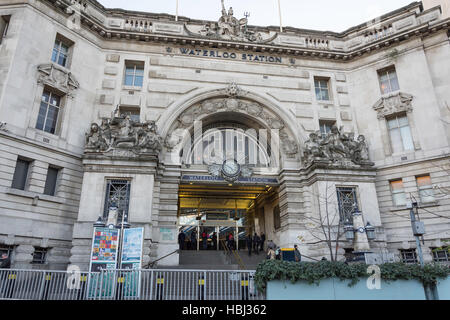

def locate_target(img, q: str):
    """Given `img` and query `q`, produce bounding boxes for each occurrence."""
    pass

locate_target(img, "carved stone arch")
[159,83,302,161]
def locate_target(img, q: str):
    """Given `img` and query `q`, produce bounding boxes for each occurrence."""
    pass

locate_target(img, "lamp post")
[344,212,376,262]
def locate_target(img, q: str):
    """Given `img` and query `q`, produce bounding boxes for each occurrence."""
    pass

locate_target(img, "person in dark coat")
[202,230,208,250]
[246,235,253,256]
[191,230,197,250]
[253,233,260,255]
[260,233,266,252]
[294,245,302,262]
[178,231,186,250]
[0,253,11,269]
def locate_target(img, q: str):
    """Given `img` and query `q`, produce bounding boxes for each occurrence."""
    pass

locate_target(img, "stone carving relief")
[372,92,413,119]
[37,64,79,96]
[164,83,299,158]
[0,122,8,132]
[85,110,163,158]
[303,126,373,167]
[189,0,277,43]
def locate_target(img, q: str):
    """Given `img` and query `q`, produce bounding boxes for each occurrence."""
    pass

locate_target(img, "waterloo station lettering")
[176,47,284,64]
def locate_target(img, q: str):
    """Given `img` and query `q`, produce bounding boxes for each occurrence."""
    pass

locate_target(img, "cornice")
[38,0,450,62]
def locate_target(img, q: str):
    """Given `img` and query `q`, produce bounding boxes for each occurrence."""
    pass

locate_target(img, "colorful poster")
[88,227,120,299]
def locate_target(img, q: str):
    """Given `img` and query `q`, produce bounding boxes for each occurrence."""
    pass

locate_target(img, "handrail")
[142,249,179,269]
[220,239,246,270]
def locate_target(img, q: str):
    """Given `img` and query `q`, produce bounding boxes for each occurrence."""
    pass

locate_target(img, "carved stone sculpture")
[303,126,374,167]
[190,0,277,43]
[84,114,163,157]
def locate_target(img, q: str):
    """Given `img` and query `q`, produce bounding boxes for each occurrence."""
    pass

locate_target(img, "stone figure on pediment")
[85,123,108,152]
[111,115,138,148]
[321,125,347,160]
[138,121,163,152]
[303,126,373,167]
[303,132,326,162]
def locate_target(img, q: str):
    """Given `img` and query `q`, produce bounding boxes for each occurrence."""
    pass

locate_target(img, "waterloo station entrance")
[177,183,276,252]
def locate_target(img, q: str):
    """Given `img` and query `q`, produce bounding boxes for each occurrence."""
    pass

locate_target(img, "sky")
[98,0,415,32]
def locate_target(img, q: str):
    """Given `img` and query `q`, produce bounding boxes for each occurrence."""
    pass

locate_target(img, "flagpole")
[278,0,283,33]
[175,0,179,21]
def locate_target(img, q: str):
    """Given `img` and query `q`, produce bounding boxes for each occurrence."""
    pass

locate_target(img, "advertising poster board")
[88,227,120,299]
[120,227,144,298]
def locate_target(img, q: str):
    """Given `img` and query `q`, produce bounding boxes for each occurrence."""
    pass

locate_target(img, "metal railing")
[220,239,246,270]
[0,268,264,300]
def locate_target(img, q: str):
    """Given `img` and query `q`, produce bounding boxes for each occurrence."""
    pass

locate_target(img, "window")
[319,120,336,138]
[31,247,48,264]
[431,247,450,262]
[336,187,359,222]
[36,90,62,135]
[119,106,140,123]
[390,179,406,207]
[416,175,435,204]
[273,204,281,230]
[0,15,11,45]
[103,180,131,222]
[400,249,418,264]
[11,158,31,190]
[378,67,399,94]
[314,78,331,101]
[52,38,70,67]
[44,166,60,196]
[387,114,414,153]
[0,245,14,259]
[124,61,144,87]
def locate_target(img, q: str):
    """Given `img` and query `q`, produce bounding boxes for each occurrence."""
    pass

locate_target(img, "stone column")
[154,164,181,266]
[13,244,34,269]
[277,169,306,249]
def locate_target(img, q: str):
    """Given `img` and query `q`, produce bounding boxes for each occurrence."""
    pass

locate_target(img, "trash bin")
[281,248,295,262]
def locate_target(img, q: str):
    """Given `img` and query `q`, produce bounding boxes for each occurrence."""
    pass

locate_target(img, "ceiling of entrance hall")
[98,0,413,32]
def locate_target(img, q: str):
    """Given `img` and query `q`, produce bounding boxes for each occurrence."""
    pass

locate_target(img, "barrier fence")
[0,268,265,300]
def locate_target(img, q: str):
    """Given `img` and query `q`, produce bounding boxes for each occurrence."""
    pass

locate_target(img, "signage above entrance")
[181,175,278,185]
[167,47,289,65]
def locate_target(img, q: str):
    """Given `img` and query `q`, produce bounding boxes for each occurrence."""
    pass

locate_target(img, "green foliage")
[254,260,450,293]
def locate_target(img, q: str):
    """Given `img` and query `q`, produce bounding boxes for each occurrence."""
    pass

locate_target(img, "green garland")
[254,260,450,293]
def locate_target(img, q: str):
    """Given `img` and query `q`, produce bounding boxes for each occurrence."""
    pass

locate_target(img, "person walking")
[246,234,253,256]
[191,230,197,250]
[201,230,208,250]
[253,233,260,255]
[178,230,186,250]
[260,233,266,252]
[294,245,302,262]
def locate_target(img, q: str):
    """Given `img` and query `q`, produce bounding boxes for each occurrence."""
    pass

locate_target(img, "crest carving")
[37,63,79,95]
[372,92,413,119]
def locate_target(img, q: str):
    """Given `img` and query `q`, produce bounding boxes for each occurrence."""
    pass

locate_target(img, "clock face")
[222,160,240,177]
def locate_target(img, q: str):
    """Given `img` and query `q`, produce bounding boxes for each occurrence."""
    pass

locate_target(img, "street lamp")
[344,219,355,241]
[93,215,105,228]
[344,219,376,241]
[365,222,376,241]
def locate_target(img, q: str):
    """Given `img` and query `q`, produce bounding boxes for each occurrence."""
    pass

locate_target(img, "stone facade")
[0,0,449,270]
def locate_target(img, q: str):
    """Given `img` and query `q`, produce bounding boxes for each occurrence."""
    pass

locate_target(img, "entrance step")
[177,250,266,270]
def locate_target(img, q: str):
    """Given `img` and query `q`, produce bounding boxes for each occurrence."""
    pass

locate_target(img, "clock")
[222,159,241,177]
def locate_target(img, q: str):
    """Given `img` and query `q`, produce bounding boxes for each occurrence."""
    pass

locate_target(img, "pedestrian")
[246,234,253,256]
[191,230,197,250]
[294,245,302,262]
[178,230,186,250]
[212,232,217,250]
[0,253,11,269]
[253,233,260,255]
[260,233,265,252]
[202,230,208,250]
[228,233,235,251]
[275,247,281,260]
